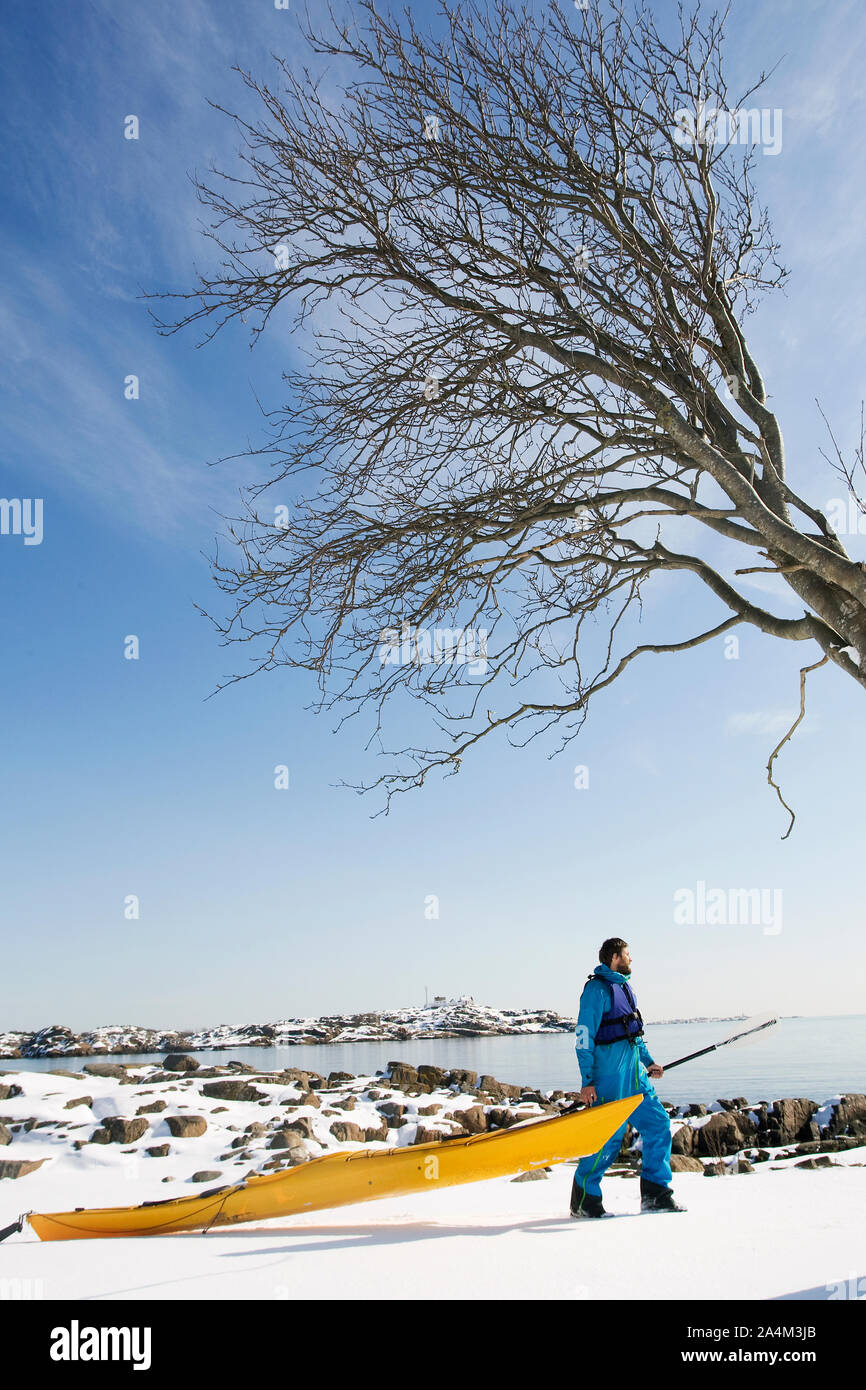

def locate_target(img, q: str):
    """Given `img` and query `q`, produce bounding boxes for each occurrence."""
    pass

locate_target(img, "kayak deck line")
[22,1094,642,1242]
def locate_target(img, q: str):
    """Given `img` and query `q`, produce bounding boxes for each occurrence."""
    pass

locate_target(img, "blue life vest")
[587,974,644,1045]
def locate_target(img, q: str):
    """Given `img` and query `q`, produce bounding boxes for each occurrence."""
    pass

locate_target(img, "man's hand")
[647,1064,664,1078]
[579,1084,597,1106]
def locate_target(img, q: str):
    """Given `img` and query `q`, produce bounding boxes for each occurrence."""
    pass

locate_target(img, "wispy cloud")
[725,709,819,737]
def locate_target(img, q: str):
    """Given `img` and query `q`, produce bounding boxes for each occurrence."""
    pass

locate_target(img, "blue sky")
[1,0,865,1031]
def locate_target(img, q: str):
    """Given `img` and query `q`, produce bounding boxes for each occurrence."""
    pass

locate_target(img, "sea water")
[4,1014,864,1106]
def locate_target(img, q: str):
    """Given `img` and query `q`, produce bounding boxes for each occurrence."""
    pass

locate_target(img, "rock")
[702,1161,728,1176]
[200,1081,267,1103]
[671,1124,696,1155]
[282,1117,317,1141]
[617,1124,636,1157]
[269,1131,309,1150]
[387,1061,418,1088]
[0,1124,11,1146]
[695,1111,750,1157]
[417,1064,448,1088]
[670,1155,704,1173]
[284,1141,316,1166]
[735,1159,754,1173]
[487,1108,520,1129]
[478,1075,521,1101]
[163,1054,200,1073]
[327,1071,355,1085]
[22,1025,93,1057]
[828,1094,866,1137]
[796,1155,834,1170]
[165,1115,207,1138]
[0,1085,23,1101]
[136,1101,166,1116]
[0,1158,48,1179]
[276,1068,313,1087]
[377,1102,405,1118]
[613,1152,640,1169]
[511,1169,549,1182]
[768,1098,819,1144]
[413,1125,447,1145]
[90,1117,149,1145]
[447,1069,478,1090]
[364,1122,389,1143]
[334,1096,356,1112]
[243,1122,268,1137]
[146,1145,170,1158]
[329,1121,365,1143]
[687,1103,707,1117]
[453,1105,487,1134]
[190,1170,223,1183]
[417,1104,442,1116]
[83,1063,129,1080]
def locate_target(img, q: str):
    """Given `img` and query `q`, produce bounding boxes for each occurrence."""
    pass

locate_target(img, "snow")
[1,1067,863,1301]
[3,1163,864,1302]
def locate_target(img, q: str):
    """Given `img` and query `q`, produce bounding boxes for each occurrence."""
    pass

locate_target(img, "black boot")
[570,1181,606,1219]
[640,1176,686,1213]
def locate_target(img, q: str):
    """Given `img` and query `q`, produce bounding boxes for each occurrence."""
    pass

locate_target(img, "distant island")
[0,998,744,1058]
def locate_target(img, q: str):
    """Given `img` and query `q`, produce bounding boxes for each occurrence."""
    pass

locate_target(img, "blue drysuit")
[572,964,672,1197]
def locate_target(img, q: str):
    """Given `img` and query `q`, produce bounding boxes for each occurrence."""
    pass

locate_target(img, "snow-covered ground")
[1,1065,863,1301]
[4,1165,864,1302]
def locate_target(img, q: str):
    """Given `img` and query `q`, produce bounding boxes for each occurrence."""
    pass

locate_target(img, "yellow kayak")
[27,1095,640,1241]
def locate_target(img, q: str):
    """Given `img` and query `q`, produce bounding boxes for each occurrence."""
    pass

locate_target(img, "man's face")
[613,946,632,974]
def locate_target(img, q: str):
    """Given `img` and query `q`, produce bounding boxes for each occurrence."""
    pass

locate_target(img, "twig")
[766,653,829,839]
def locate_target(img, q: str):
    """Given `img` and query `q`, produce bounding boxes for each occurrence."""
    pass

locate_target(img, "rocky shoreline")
[0,1005,576,1058]
[0,1055,863,1190]
[0,1006,747,1060]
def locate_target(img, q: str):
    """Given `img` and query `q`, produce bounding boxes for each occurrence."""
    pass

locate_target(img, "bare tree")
[153,0,866,823]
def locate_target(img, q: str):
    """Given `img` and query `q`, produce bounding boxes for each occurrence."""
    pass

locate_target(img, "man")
[571,938,685,1217]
